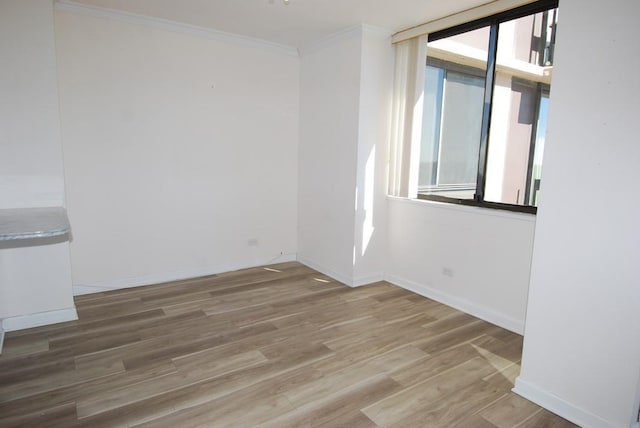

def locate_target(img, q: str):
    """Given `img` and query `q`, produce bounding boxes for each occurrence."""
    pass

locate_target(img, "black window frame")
[417,0,559,215]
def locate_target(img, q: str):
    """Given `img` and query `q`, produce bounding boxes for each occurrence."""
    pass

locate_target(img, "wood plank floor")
[0,262,577,427]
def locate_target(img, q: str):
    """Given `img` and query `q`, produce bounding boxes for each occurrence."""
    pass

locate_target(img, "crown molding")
[54,0,299,57]
[298,24,364,56]
[361,24,393,38]
[298,23,393,56]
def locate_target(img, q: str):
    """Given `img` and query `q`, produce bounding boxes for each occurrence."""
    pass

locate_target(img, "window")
[417,0,558,213]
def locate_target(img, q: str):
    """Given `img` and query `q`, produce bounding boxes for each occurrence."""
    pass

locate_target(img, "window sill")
[417,193,537,214]
[387,195,537,222]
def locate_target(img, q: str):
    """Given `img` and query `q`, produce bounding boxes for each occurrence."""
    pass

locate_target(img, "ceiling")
[67,0,491,48]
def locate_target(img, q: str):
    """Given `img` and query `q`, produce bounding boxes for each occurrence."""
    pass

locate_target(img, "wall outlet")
[442,267,454,277]
[247,238,259,247]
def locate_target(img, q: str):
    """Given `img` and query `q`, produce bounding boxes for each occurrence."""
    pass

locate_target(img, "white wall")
[297,26,392,286]
[297,30,363,284]
[55,9,300,292]
[352,28,394,285]
[0,0,66,209]
[386,198,535,333]
[515,0,640,427]
[0,0,75,331]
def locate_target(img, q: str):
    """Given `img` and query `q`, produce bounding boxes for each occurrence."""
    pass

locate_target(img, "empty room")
[0,0,639,427]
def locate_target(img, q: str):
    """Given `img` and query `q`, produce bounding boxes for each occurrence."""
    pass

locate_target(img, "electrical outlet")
[442,267,454,277]
[247,238,259,247]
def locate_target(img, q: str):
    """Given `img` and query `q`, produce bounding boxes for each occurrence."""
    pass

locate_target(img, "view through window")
[418,1,558,211]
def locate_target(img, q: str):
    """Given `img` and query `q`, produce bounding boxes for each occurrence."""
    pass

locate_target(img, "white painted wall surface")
[0,0,66,209]
[352,27,394,286]
[297,30,362,284]
[55,10,299,292]
[516,1,640,427]
[386,197,535,334]
[0,0,75,330]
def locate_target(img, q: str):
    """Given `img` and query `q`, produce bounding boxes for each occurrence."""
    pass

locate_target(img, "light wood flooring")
[0,262,577,427]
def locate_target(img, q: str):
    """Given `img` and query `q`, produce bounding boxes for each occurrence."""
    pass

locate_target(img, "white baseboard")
[2,307,78,332]
[353,271,385,287]
[513,377,615,428]
[73,284,114,295]
[384,273,524,335]
[297,256,354,286]
[297,257,384,288]
[72,254,298,296]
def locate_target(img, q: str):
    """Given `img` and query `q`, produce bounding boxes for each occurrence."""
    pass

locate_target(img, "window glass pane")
[418,27,490,200]
[419,66,444,188]
[529,93,549,205]
[484,8,557,207]
[438,71,484,186]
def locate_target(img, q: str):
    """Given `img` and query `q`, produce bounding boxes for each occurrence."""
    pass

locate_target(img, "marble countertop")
[0,207,70,241]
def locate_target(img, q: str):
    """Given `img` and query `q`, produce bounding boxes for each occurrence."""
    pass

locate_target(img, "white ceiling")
[67,0,490,48]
